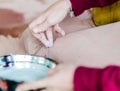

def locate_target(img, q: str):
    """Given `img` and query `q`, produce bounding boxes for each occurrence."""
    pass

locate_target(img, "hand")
[29,0,70,47]
[16,64,76,91]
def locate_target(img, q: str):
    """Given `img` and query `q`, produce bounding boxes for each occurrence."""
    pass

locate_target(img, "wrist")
[64,0,74,17]
[65,0,72,8]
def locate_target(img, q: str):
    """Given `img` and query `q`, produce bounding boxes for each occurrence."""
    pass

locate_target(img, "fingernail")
[33,28,39,33]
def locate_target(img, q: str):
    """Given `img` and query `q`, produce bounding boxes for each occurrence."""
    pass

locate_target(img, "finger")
[47,88,61,91]
[32,33,50,47]
[32,20,51,33]
[46,28,53,47]
[54,24,65,36]
[40,32,51,47]
[40,90,47,91]
[29,14,47,30]
[40,89,47,91]
[48,68,56,76]
[48,65,63,76]
[16,78,49,91]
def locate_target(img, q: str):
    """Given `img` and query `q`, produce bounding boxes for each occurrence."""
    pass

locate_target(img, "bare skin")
[0,9,120,91]
[1,1,120,91]
[22,21,120,68]
[16,21,120,91]
[0,11,93,56]
[0,16,120,68]
[16,64,76,91]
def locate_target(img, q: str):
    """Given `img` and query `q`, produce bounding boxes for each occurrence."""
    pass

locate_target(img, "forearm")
[24,21,120,67]
[48,21,120,67]
[74,65,120,91]
[69,0,119,16]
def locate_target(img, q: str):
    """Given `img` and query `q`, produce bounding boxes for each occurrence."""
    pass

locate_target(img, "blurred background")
[0,0,57,37]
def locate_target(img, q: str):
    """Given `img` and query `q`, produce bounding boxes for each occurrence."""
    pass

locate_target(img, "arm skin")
[70,0,119,16]
[74,65,120,91]
[22,21,120,68]
[47,21,120,67]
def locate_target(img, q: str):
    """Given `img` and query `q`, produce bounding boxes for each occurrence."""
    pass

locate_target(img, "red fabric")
[70,0,119,16]
[74,66,120,91]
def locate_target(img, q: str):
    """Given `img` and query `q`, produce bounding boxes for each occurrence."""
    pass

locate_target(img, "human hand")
[29,0,71,47]
[16,64,76,91]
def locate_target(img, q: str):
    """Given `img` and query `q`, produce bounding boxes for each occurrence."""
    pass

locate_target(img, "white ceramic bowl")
[0,54,57,82]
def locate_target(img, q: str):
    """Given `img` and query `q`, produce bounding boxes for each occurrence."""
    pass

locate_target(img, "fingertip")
[48,42,53,48]
[61,30,65,36]
[44,42,53,48]
[54,24,65,36]
[56,29,65,36]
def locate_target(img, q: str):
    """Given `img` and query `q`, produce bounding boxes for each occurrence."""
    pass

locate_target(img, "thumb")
[16,78,49,91]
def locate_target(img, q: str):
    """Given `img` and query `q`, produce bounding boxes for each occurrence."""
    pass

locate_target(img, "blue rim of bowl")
[0,54,57,69]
